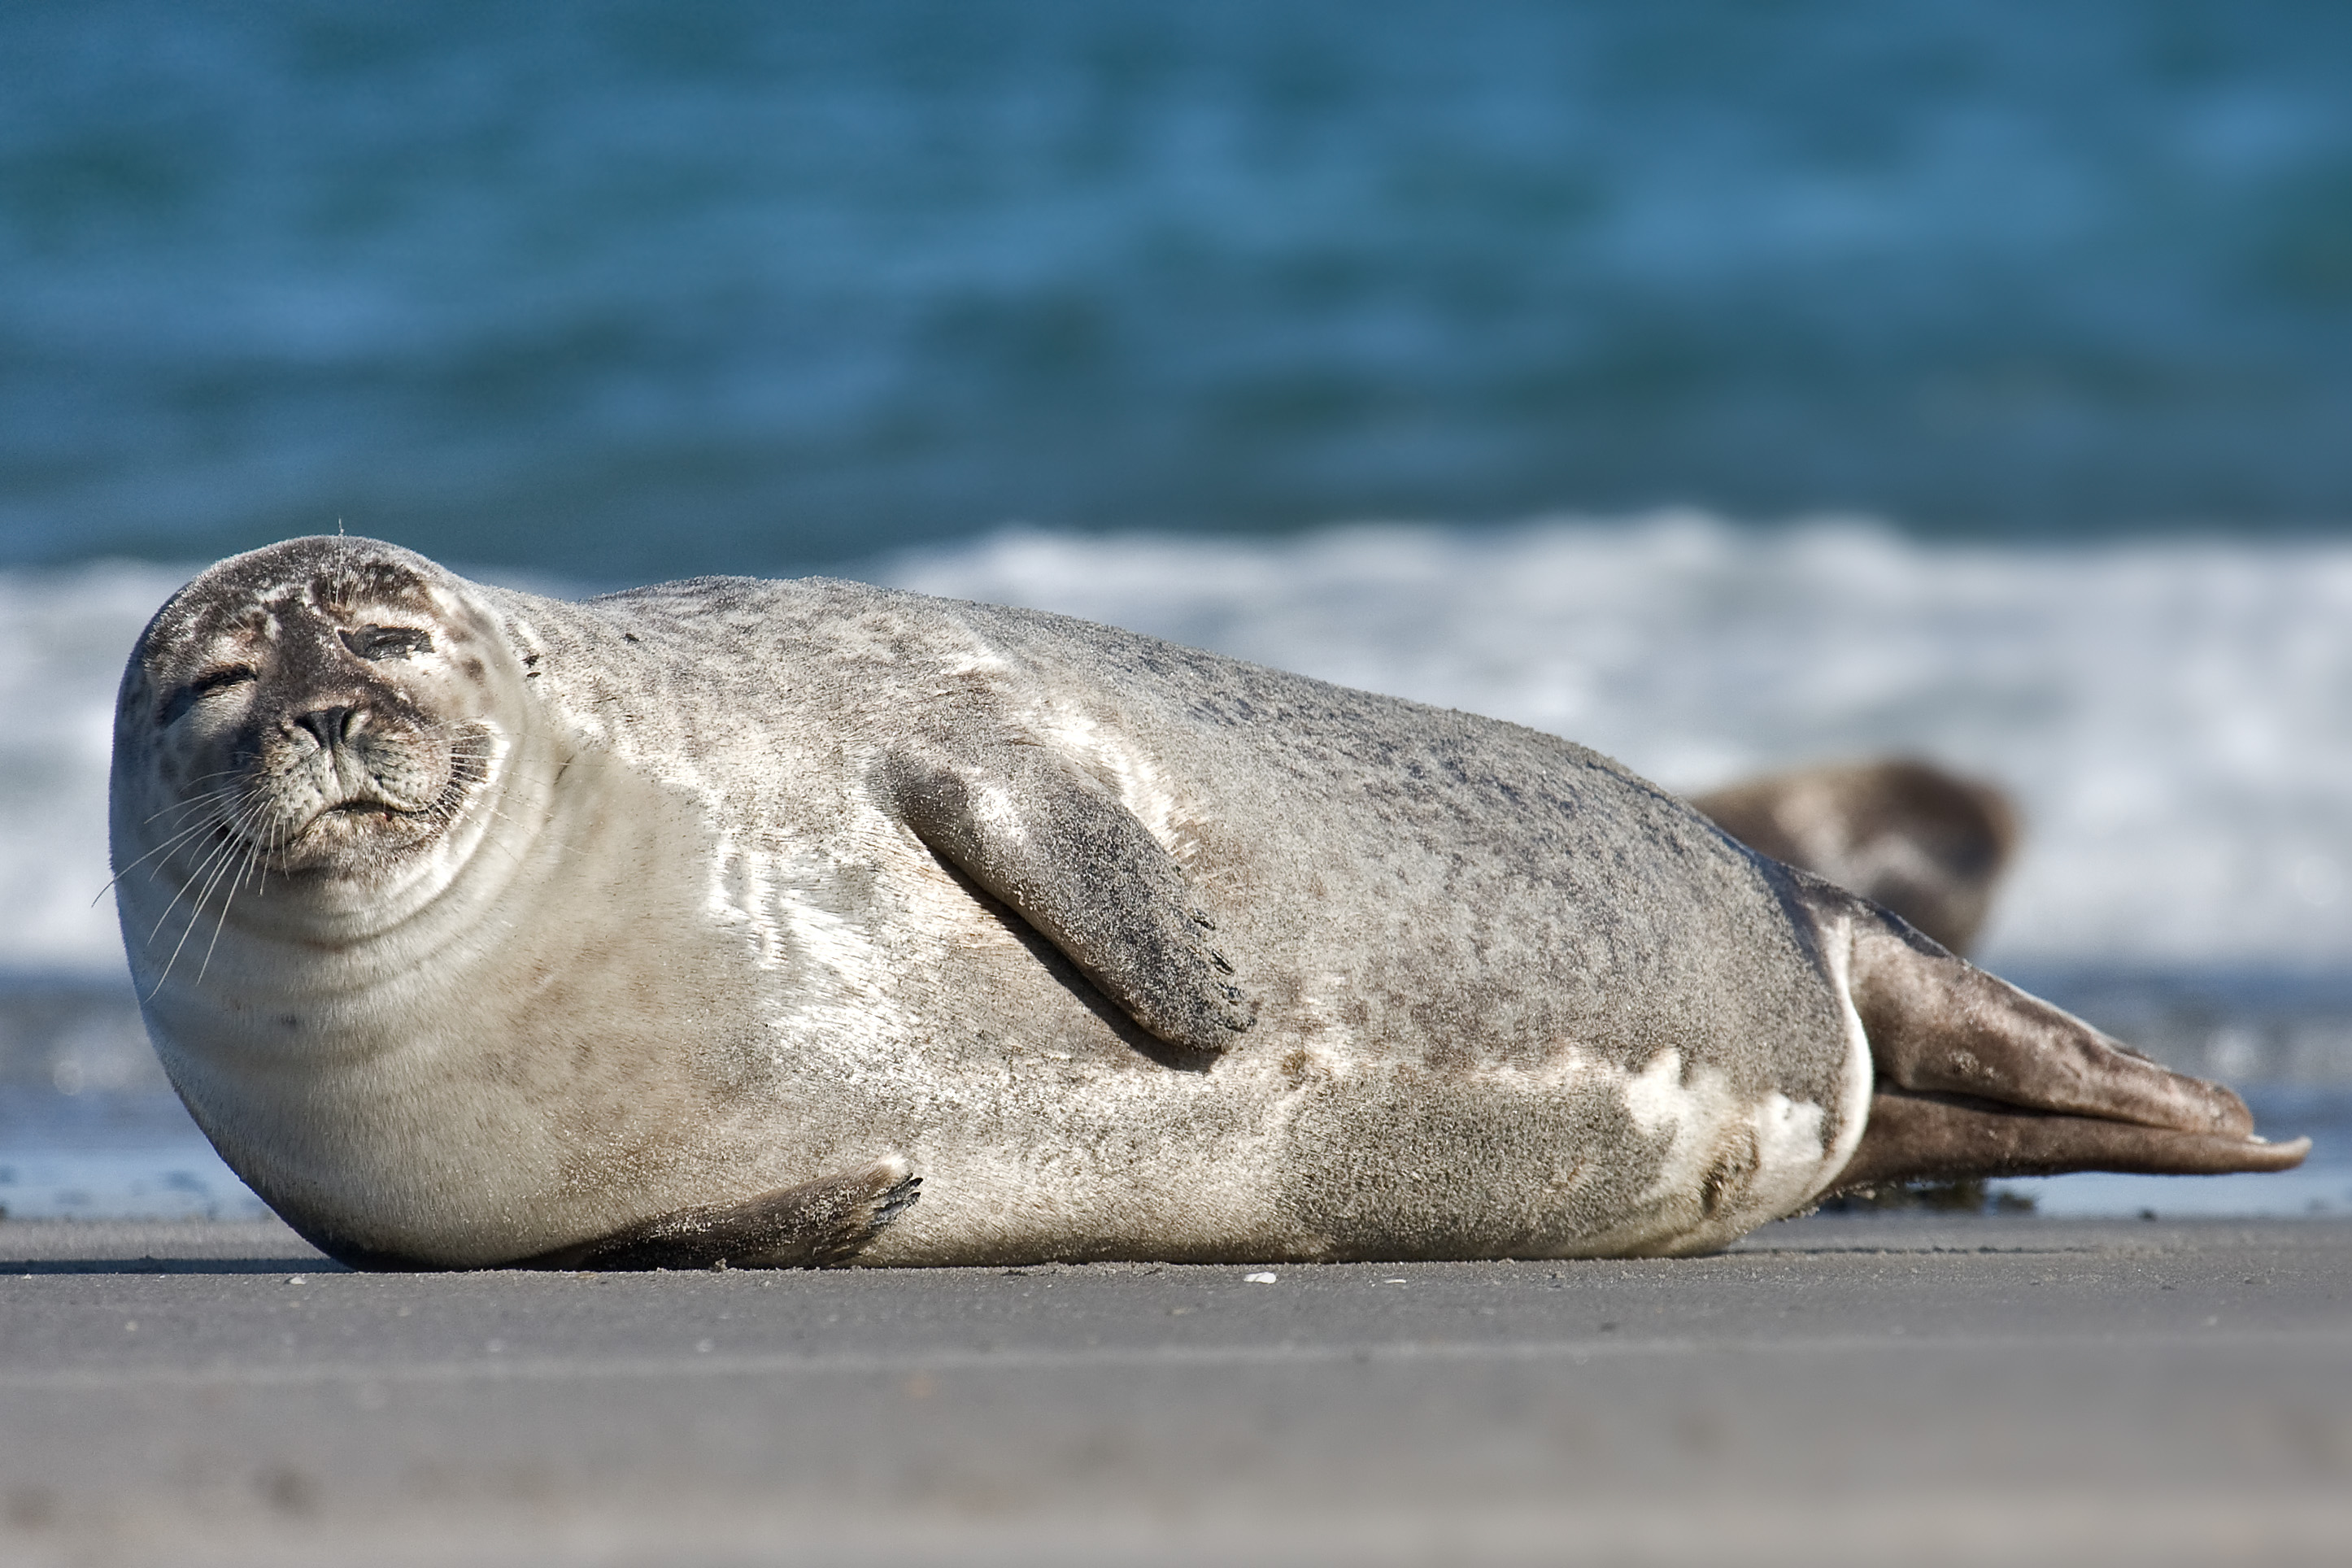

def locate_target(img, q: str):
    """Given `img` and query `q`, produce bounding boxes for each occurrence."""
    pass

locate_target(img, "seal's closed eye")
[157,666,255,727]
[342,625,432,661]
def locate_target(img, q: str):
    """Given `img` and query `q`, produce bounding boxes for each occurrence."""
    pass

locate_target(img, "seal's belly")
[852,1026,1871,1265]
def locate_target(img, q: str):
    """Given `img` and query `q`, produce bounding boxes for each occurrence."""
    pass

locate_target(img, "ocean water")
[4,2,2350,1222]
[5,2,2352,574]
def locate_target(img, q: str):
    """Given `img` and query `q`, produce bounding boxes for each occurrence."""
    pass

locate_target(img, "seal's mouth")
[203,714,494,878]
[196,790,441,877]
[322,798,420,822]
[295,795,429,834]
[259,777,469,873]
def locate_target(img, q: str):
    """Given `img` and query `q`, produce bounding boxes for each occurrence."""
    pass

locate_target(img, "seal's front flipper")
[1828,910,2310,1191]
[513,1158,921,1270]
[879,751,1256,1055]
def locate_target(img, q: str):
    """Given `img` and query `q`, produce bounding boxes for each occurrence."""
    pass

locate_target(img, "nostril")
[294,706,359,748]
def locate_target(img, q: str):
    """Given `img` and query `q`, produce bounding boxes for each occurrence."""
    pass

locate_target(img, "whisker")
[94,809,242,906]
[135,794,246,846]
[143,793,268,947]
[150,790,272,960]
[144,782,244,829]
[193,820,272,988]
[147,835,248,996]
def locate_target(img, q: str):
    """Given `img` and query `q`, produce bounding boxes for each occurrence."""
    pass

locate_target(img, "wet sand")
[2,1212,2348,1566]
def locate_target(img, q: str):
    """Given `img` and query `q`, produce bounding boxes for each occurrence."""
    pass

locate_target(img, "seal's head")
[111,537,520,960]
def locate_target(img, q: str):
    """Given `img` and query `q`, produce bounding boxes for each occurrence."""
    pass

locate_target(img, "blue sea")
[3,1,2350,1222]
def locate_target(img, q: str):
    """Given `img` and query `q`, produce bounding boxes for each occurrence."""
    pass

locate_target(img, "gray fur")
[508,566,1866,1256]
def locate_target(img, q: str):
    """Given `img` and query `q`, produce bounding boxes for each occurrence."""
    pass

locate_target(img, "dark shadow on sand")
[2,1257,349,1275]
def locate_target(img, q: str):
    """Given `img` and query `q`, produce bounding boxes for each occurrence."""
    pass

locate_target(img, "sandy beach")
[2,1211,2347,1566]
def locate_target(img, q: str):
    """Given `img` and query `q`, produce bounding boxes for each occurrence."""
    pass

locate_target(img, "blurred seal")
[1690,759,2019,955]
[110,538,2304,1270]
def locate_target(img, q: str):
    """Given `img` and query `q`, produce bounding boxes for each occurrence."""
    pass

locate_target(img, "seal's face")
[114,538,512,917]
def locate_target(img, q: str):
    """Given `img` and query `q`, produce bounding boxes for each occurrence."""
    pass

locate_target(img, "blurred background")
[4,0,2351,1217]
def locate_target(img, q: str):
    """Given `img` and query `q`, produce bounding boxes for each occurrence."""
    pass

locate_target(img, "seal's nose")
[293,706,360,749]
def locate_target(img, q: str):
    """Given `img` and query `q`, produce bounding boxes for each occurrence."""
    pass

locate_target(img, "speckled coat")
[115,545,1873,1268]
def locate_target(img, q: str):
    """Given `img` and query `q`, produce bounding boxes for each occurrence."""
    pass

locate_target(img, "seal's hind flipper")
[513,1158,921,1271]
[879,750,1257,1055]
[1827,910,2310,1191]
[1836,1091,2310,1191]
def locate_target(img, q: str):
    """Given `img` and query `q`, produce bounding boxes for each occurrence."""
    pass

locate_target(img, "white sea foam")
[10,517,2352,981]
[0,561,193,978]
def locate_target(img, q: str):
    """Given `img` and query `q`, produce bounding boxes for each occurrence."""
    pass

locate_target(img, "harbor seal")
[1689,759,2019,956]
[109,538,2306,1269]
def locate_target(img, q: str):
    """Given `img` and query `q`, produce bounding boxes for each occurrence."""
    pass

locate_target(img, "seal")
[1689,759,2019,956]
[110,538,2306,1269]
